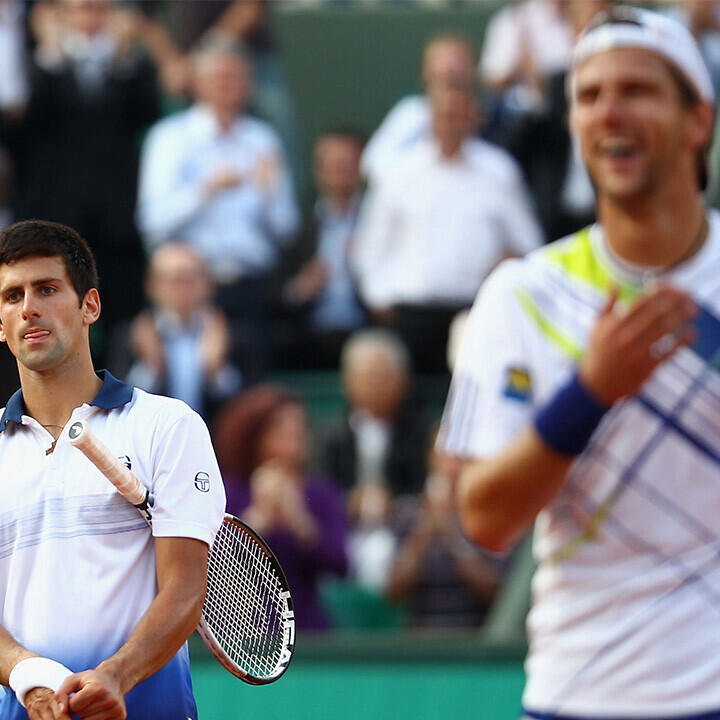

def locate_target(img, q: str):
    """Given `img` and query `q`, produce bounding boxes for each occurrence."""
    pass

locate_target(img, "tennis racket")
[67,419,295,686]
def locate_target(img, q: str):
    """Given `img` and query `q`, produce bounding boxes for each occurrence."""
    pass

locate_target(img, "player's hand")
[56,668,126,720]
[580,284,697,405]
[25,687,71,720]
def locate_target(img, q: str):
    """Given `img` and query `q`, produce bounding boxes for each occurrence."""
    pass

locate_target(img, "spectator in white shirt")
[361,34,473,186]
[352,35,544,373]
[137,39,300,378]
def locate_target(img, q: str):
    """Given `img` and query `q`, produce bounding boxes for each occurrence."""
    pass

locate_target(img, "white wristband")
[8,657,73,707]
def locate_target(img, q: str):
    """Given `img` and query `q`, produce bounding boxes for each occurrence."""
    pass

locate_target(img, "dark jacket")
[322,402,431,496]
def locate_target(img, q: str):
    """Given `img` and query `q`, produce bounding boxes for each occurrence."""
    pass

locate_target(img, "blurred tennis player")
[0,220,225,719]
[440,7,720,720]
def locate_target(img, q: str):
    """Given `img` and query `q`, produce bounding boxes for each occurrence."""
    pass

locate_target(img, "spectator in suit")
[323,329,431,498]
[275,128,367,369]
[4,0,159,349]
[353,35,543,373]
[108,243,241,422]
[214,385,348,631]
[137,39,300,380]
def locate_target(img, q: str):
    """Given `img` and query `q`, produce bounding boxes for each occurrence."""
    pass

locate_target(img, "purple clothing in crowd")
[224,473,348,630]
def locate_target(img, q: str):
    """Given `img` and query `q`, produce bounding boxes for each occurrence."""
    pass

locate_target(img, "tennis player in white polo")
[0,220,225,719]
[440,7,720,720]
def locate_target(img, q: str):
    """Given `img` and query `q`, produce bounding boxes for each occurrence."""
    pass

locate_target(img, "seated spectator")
[323,329,431,497]
[137,39,300,380]
[214,385,348,631]
[5,0,159,355]
[108,243,241,421]
[386,441,502,628]
[275,128,367,369]
[353,35,543,373]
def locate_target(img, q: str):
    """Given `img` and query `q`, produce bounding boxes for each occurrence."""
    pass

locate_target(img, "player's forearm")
[458,428,574,552]
[96,574,205,695]
[0,627,37,685]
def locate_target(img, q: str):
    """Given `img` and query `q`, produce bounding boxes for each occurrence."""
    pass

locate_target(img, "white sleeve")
[261,136,300,242]
[136,121,206,248]
[479,5,523,87]
[438,260,536,460]
[350,181,402,310]
[148,410,226,547]
[360,95,428,184]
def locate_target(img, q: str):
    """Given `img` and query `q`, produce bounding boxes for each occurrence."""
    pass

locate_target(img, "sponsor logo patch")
[194,472,210,493]
[503,366,532,402]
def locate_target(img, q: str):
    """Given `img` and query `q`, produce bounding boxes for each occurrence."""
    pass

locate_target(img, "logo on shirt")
[503,366,532,402]
[194,472,210,493]
[120,456,132,470]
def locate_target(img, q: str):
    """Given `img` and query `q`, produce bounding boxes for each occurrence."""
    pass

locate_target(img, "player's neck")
[18,356,103,433]
[598,187,707,270]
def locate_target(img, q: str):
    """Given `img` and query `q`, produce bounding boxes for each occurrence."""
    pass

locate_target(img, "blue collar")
[0,370,133,431]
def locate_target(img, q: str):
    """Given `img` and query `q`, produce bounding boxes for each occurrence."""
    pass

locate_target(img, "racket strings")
[203,521,287,679]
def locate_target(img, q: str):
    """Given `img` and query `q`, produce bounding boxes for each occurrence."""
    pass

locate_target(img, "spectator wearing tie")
[137,39,300,380]
[276,128,367,369]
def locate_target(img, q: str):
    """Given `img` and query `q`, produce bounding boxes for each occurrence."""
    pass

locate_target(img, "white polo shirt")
[440,217,720,717]
[0,371,225,720]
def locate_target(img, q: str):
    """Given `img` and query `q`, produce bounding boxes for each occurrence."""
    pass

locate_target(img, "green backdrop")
[272,3,504,199]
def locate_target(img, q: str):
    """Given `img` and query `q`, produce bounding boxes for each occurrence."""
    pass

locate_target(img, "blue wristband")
[534,373,610,456]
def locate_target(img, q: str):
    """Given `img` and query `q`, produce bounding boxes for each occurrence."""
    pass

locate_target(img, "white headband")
[571,6,714,104]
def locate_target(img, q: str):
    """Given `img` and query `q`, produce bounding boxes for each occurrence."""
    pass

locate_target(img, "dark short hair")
[0,220,99,304]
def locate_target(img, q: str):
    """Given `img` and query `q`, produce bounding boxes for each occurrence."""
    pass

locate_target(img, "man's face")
[571,48,708,202]
[314,137,362,202]
[424,41,478,143]
[147,247,210,319]
[194,53,251,114]
[0,256,96,372]
[63,0,111,37]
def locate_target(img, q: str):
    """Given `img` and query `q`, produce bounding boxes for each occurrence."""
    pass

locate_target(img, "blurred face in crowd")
[571,48,712,204]
[423,39,479,149]
[193,51,252,116]
[314,135,363,207]
[257,403,309,474]
[344,345,408,421]
[146,245,211,323]
[62,0,111,37]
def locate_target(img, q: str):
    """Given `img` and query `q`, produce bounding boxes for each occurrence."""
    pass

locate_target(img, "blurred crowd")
[1,0,719,632]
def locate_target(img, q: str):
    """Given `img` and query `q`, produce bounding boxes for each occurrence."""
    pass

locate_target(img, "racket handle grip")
[68,420,154,525]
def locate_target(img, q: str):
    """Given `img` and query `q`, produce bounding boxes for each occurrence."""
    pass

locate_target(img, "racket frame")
[197,514,296,685]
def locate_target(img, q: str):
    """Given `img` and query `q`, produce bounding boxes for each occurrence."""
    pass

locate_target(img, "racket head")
[198,514,295,685]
